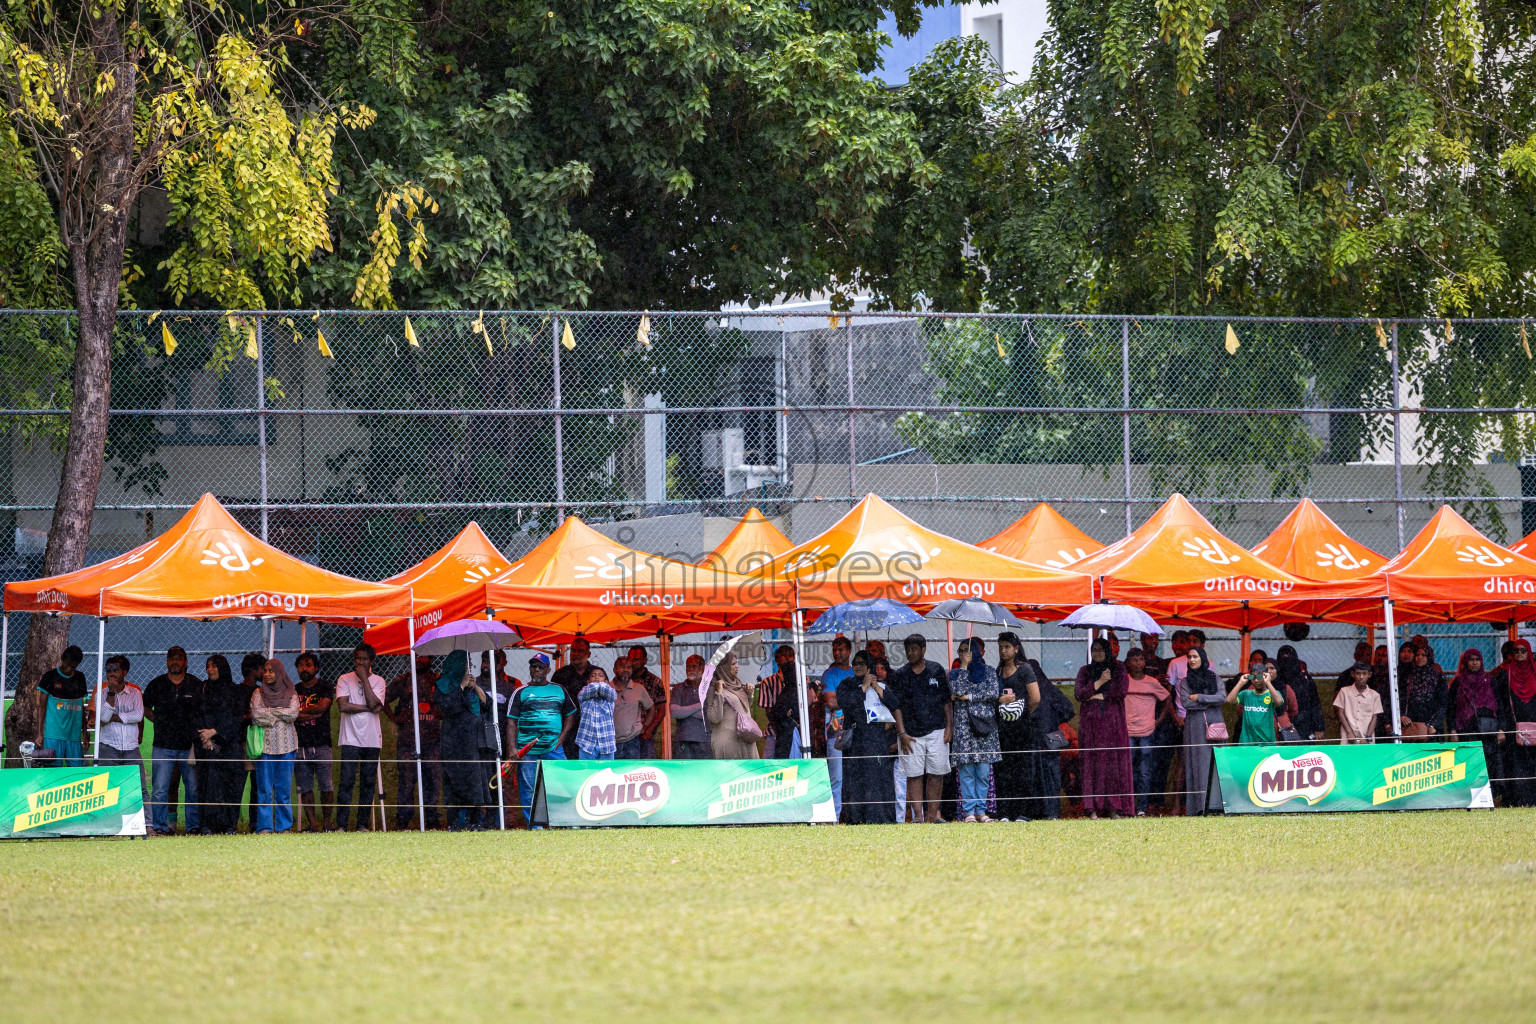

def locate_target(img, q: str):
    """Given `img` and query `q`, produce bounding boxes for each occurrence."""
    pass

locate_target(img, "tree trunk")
[3,12,135,765]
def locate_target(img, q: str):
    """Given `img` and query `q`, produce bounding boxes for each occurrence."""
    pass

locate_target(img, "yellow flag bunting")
[317,330,333,359]
[404,316,419,347]
[561,320,576,350]
[1224,323,1240,354]
[161,322,177,356]
[637,312,651,348]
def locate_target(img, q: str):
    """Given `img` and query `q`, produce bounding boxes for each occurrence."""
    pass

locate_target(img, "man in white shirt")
[96,655,145,794]
[335,643,386,831]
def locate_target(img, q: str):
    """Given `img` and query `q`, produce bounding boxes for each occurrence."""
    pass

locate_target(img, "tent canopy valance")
[756,494,1093,614]
[2,494,411,622]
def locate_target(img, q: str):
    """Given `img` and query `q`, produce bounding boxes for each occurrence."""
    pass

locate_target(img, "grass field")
[3,812,1534,1023]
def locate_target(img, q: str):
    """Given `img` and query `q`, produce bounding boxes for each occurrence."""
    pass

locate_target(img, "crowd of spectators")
[24,626,1536,831]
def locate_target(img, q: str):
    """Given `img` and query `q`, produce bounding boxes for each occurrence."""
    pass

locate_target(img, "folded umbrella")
[925,599,1027,628]
[1061,604,1163,636]
[805,598,924,635]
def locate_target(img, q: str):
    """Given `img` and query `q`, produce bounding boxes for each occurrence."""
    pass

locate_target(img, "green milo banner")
[1212,742,1493,814]
[0,767,147,838]
[533,759,835,827]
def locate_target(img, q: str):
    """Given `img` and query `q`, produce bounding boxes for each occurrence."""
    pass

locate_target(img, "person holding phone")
[1227,660,1283,745]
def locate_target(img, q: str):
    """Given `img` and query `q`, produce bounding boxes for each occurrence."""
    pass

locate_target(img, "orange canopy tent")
[758,493,1093,614]
[980,503,1106,568]
[1510,525,1536,557]
[1250,499,1387,582]
[1366,506,1536,623]
[1070,494,1373,630]
[3,493,411,621]
[364,514,797,654]
[700,507,793,574]
[2,494,415,787]
[363,522,515,655]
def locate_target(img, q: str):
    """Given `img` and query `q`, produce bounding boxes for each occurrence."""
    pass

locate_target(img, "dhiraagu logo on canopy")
[1247,750,1337,807]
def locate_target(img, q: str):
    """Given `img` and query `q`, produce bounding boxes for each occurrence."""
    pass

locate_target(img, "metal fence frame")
[2,309,1535,550]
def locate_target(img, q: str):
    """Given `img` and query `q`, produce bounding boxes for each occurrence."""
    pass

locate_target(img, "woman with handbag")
[1494,639,1536,806]
[705,653,762,759]
[196,656,247,835]
[1179,647,1226,816]
[1401,645,1448,740]
[949,637,1001,822]
[1448,649,1502,799]
[1074,637,1132,819]
[249,658,301,834]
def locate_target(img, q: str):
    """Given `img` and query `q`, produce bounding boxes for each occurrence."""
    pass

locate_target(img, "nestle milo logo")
[1247,751,1336,807]
[575,766,670,821]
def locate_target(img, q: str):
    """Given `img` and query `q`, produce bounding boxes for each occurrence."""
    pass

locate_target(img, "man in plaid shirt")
[575,667,617,760]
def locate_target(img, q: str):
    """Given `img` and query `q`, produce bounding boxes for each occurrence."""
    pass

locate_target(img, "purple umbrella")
[1061,604,1163,636]
[413,618,522,654]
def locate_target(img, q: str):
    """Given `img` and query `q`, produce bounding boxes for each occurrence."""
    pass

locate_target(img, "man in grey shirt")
[670,654,711,759]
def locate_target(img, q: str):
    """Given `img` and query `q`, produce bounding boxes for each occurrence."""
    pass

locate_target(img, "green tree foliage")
[307,0,934,310]
[868,7,1536,531]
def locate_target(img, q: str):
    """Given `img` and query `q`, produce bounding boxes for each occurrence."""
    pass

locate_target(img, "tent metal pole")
[92,617,106,762]
[1,612,9,764]
[407,616,426,831]
[1383,598,1402,740]
[486,639,506,832]
[791,608,812,754]
[1239,630,1252,672]
[659,634,673,760]
[299,619,307,655]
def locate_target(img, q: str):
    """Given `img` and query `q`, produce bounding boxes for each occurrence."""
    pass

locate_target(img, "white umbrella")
[1060,604,1163,636]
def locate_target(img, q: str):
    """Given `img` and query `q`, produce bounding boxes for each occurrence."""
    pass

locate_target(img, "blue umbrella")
[1061,604,1163,636]
[805,598,924,635]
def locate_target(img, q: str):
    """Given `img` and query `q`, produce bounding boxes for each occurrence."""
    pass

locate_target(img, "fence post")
[255,316,269,542]
[1121,317,1132,536]
[553,314,565,524]
[846,316,856,496]
[1391,322,1404,550]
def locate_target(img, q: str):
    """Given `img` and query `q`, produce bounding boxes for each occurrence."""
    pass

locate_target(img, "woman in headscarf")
[993,631,1040,822]
[1494,638,1536,806]
[249,658,301,834]
[437,651,489,829]
[196,655,247,835]
[1073,637,1131,819]
[836,651,898,824]
[1449,649,1502,798]
[1401,645,1448,739]
[949,637,1001,822]
[1276,645,1323,740]
[1178,646,1227,816]
[705,652,761,759]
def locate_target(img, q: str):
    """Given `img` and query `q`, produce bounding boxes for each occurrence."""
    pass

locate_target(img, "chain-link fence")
[3,309,1535,681]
